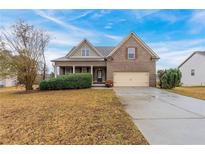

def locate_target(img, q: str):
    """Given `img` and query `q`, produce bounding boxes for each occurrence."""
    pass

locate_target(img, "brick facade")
[106,37,157,87]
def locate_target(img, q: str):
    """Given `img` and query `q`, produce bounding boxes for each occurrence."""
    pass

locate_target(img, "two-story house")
[51,32,160,87]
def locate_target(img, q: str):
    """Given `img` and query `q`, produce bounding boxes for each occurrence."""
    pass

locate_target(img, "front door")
[97,70,102,83]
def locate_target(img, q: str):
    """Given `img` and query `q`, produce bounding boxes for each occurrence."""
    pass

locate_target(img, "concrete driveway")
[114,87,205,144]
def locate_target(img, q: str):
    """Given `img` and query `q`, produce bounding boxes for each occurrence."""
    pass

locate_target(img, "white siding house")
[0,76,17,87]
[179,51,205,86]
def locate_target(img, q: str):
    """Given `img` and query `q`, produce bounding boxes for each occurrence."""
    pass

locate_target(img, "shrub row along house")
[52,32,160,87]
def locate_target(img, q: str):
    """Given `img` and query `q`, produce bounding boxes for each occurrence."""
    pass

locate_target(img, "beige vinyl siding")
[113,72,149,87]
[71,43,99,57]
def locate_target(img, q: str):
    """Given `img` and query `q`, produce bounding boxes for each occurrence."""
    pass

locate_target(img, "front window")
[81,48,90,56]
[82,67,88,73]
[128,48,135,59]
[65,67,72,74]
[191,69,195,76]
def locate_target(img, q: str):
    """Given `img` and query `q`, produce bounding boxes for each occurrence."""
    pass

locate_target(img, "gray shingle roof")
[95,46,115,56]
[67,46,115,57]
[197,51,205,56]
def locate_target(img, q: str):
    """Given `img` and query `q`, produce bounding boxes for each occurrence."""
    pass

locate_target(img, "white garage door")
[113,72,149,87]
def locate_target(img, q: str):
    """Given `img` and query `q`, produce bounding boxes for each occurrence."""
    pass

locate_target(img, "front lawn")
[0,87,148,144]
[168,86,205,100]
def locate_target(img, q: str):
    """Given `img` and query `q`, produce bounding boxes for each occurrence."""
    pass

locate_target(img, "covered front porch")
[54,65,106,84]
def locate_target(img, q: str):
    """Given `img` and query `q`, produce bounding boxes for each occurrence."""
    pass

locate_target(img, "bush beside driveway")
[0,87,148,144]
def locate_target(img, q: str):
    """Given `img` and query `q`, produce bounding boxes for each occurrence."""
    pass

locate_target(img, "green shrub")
[157,68,182,89]
[39,73,92,90]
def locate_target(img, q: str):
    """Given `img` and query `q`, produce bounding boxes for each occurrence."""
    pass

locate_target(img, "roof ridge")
[95,46,115,47]
[195,51,205,53]
[70,46,115,47]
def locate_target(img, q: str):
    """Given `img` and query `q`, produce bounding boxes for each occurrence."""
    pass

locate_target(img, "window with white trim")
[81,48,90,56]
[127,48,136,59]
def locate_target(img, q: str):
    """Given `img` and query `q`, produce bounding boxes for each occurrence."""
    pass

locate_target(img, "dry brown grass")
[169,86,205,100]
[0,87,148,145]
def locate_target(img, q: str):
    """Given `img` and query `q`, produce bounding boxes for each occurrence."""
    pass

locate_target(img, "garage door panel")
[114,81,149,87]
[113,72,149,87]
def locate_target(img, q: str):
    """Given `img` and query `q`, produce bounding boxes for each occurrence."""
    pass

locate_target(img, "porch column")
[90,65,93,75]
[54,65,57,78]
[73,65,75,74]
[91,65,93,83]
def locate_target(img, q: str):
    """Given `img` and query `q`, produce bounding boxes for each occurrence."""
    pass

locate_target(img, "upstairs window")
[127,48,136,59]
[191,69,195,76]
[81,48,90,56]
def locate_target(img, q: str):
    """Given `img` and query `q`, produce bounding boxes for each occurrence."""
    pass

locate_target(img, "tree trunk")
[43,63,46,80]
[24,73,36,91]
[25,82,33,91]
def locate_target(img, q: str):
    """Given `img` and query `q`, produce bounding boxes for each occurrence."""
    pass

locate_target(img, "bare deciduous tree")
[0,20,50,90]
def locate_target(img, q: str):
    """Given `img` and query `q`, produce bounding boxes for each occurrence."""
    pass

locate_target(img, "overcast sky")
[1,9,205,72]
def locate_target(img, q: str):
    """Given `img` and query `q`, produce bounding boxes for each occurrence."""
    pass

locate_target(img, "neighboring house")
[179,51,205,86]
[51,32,160,87]
[0,76,17,87]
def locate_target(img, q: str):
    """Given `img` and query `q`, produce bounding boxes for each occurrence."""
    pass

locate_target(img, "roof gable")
[107,32,159,59]
[178,51,205,68]
[66,39,103,58]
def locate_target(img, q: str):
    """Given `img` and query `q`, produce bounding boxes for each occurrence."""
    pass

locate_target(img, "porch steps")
[92,84,105,87]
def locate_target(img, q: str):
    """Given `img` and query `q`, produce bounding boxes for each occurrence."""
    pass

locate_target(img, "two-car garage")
[113,72,149,87]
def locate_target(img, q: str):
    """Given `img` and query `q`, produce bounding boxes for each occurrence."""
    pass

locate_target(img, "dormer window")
[127,48,136,59]
[81,48,90,56]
